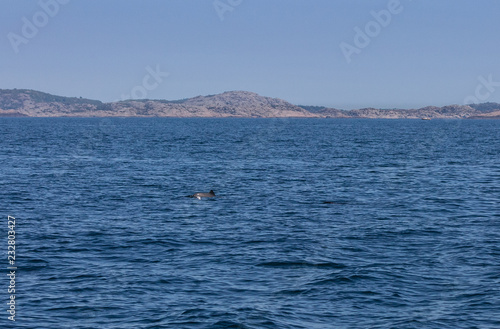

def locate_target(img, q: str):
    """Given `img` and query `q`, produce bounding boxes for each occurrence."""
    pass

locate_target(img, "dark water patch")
[309,273,374,285]
[256,261,347,269]
[206,320,250,329]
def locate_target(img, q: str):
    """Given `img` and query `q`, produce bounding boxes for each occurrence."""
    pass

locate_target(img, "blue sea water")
[0,118,499,329]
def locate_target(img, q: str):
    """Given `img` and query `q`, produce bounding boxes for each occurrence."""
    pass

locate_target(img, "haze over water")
[1,118,499,328]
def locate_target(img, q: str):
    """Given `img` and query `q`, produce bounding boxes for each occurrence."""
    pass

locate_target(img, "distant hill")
[0,89,104,117]
[112,91,316,117]
[467,110,500,119]
[0,89,314,118]
[300,104,488,119]
[0,89,499,119]
[468,102,500,113]
[343,105,479,119]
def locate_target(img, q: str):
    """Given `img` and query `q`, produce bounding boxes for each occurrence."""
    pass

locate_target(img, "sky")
[1,0,500,109]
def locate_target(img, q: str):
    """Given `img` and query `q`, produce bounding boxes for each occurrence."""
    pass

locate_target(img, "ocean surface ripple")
[0,118,499,328]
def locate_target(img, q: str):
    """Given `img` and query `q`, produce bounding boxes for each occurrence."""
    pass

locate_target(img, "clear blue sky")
[1,0,500,109]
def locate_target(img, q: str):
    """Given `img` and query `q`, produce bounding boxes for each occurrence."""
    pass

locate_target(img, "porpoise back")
[188,190,216,199]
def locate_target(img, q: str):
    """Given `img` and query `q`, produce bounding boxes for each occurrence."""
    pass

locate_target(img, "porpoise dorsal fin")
[209,190,215,195]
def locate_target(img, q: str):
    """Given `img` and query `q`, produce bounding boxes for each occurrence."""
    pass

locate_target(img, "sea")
[0,118,499,329]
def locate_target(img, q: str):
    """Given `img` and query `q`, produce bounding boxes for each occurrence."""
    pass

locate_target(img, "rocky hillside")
[0,89,499,118]
[341,105,479,119]
[111,91,316,117]
[467,110,500,119]
[0,89,315,118]
[301,104,500,119]
[0,89,103,117]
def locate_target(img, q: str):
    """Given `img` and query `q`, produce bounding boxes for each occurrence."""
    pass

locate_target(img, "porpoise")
[187,190,216,200]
